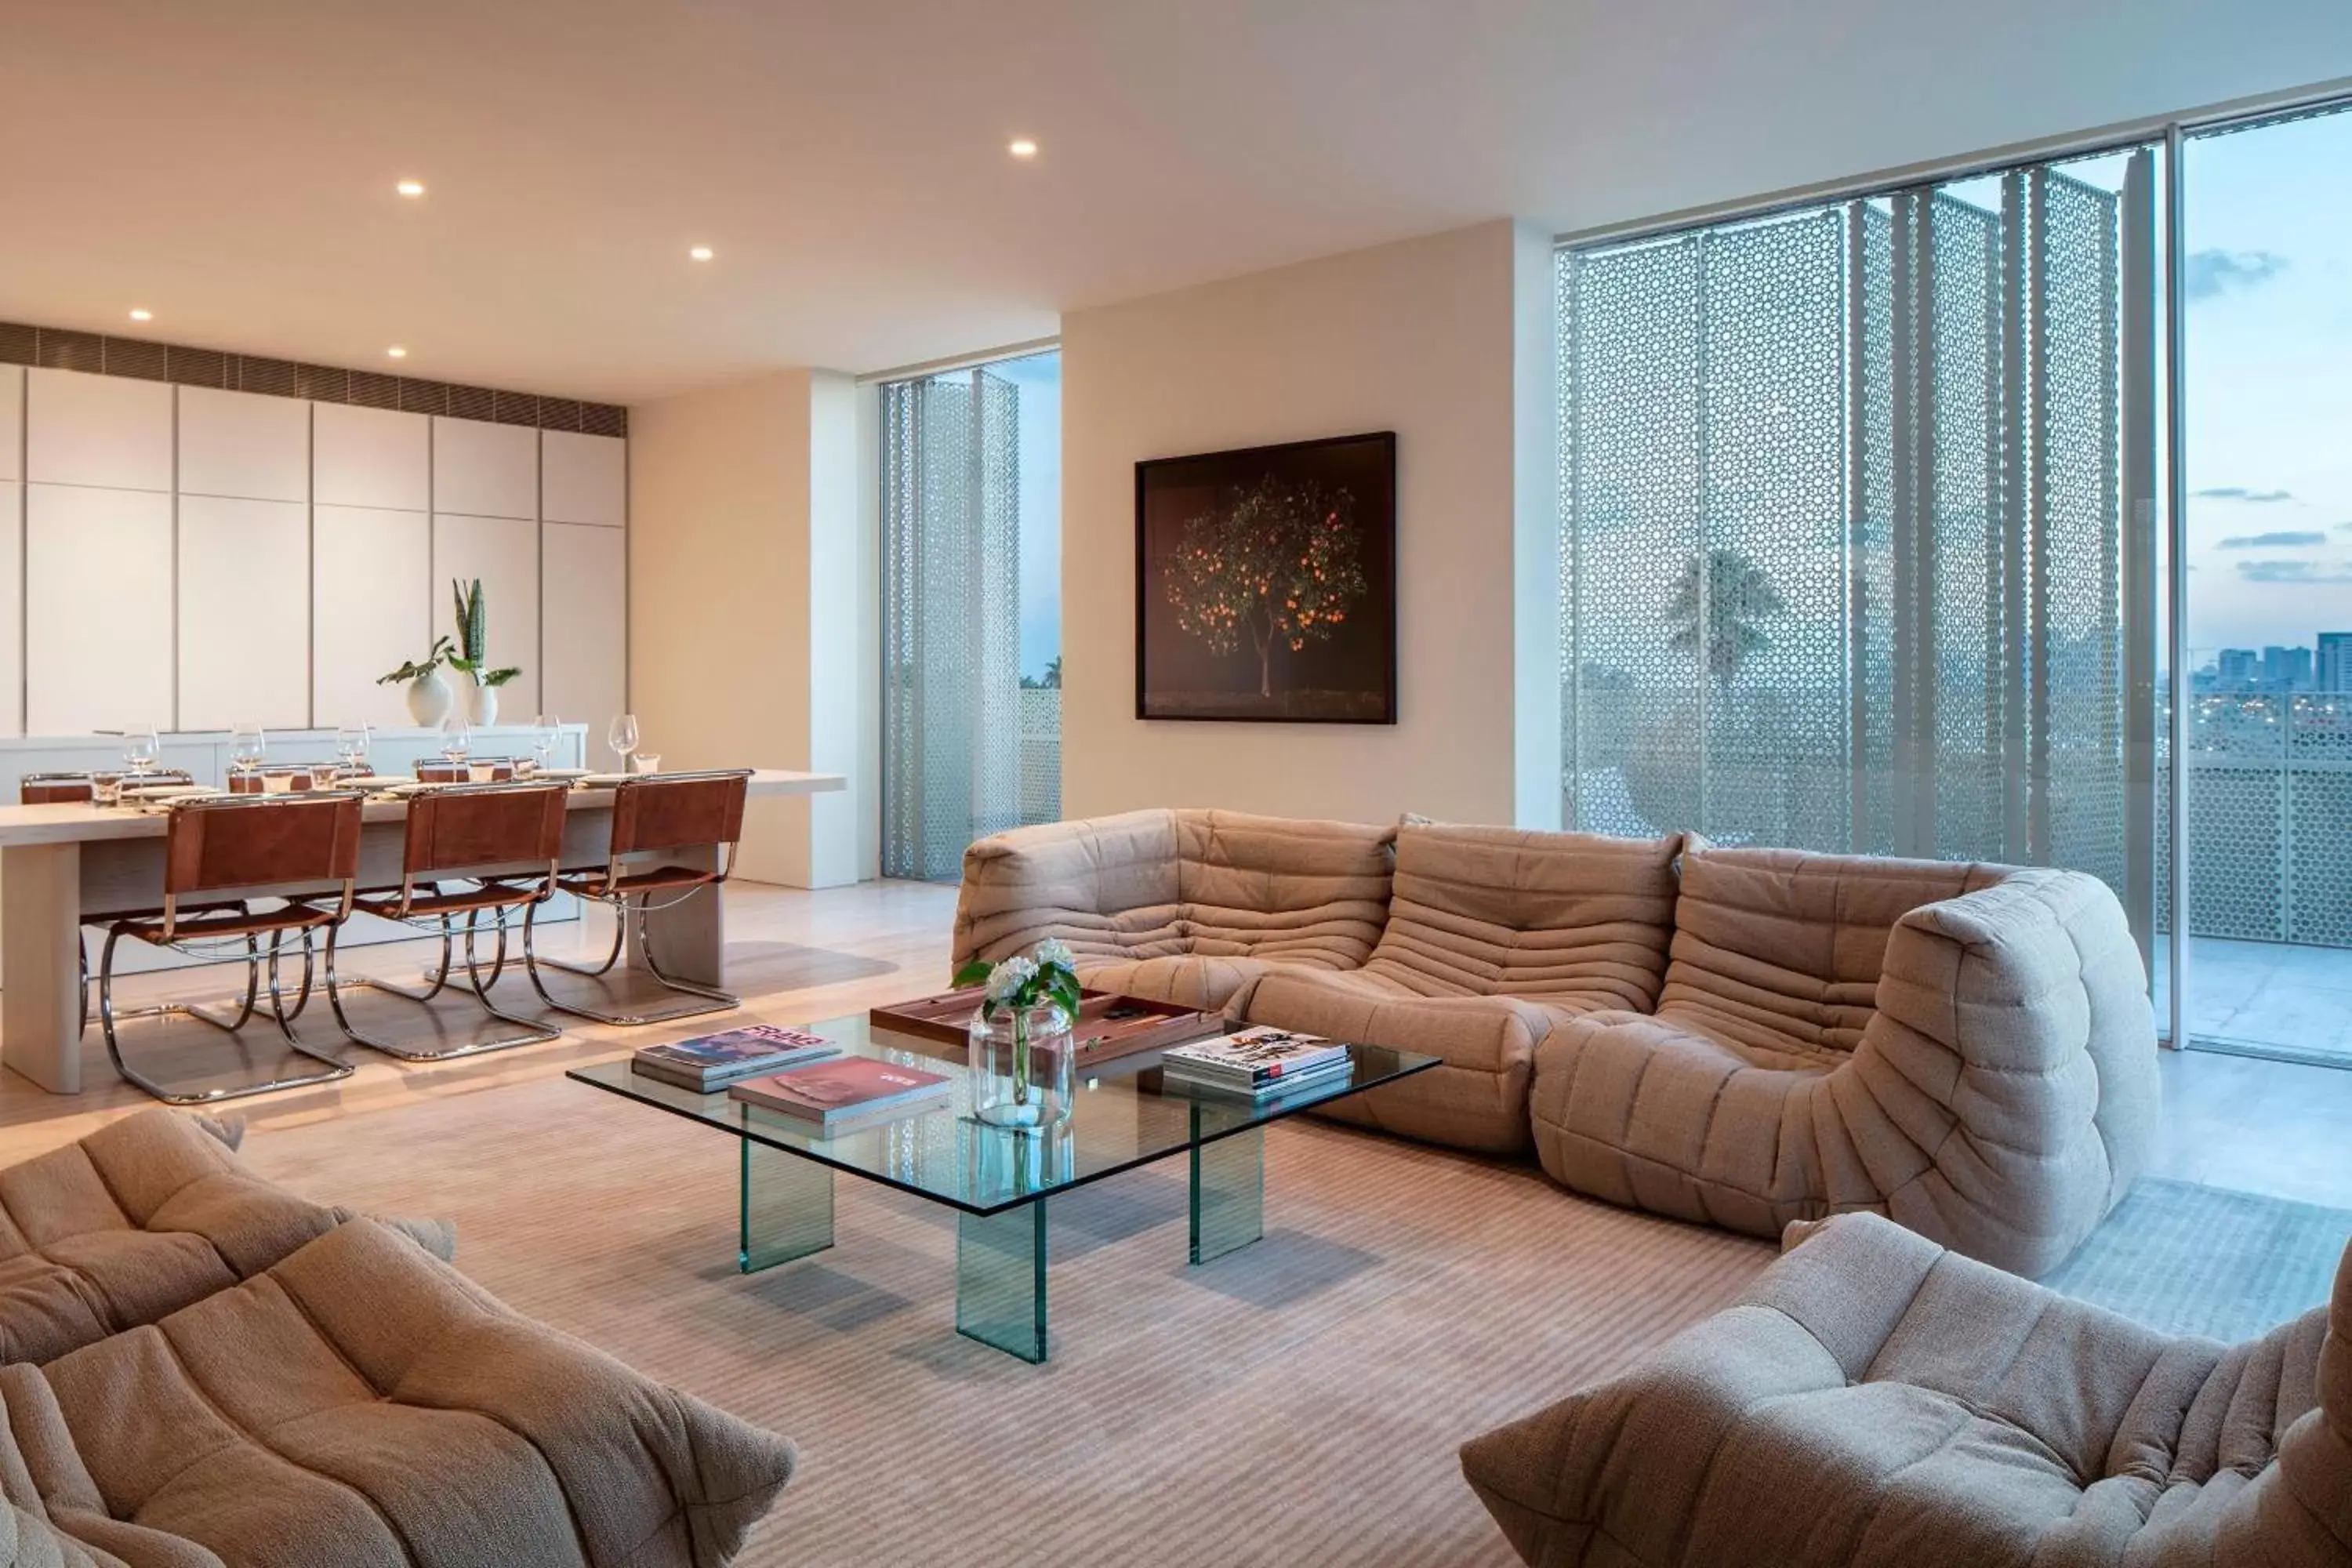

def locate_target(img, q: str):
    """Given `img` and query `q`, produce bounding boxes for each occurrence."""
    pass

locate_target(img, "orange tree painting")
[1164,476,1370,699]
[1135,431,1395,723]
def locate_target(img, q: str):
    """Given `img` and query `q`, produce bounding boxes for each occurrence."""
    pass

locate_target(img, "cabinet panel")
[314,404,428,511]
[0,482,20,735]
[179,387,309,503]
[27,485,174,733]
[434,513,540,716]
[541,430,626,528]
[542,523,627,765]
[26,369,172,492]
[433,417,536,521]
[0,367,21,483]
[179,497,310,730]
[314,504,430,729]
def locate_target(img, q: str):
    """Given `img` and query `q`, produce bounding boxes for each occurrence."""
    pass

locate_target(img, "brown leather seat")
[330,782,570,1060]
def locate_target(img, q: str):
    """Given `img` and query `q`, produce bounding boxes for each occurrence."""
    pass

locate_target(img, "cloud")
[2193,485,2293,503]
[2185,249,2288,300]
[2235,559,2352,584]
[2218,531,2328,548]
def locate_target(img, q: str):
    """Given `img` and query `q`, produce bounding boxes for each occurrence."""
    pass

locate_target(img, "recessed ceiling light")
[1008,138,1039,159]
[395,179,426,198]
[688,245,714,261]
[387,345,408,359]
[127,307,153,322]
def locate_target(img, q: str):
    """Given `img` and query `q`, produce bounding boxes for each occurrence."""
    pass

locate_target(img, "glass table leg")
[956,1200,1048,1363]
[1191,1126,1265,1264]
[739,1139,834,1272]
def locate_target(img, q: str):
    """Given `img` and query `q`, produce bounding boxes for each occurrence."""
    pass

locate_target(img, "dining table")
[0,768,844,1093]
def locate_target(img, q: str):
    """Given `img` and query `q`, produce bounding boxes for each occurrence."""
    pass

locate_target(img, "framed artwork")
[1134,430,1397,723]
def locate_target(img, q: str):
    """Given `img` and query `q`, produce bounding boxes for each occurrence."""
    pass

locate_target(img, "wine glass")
[607,713,638,771]
[531,713,562,775]
[335,722,370,775]
[122,723,160,780]
[229,722,267,778]
[441,717,472,765]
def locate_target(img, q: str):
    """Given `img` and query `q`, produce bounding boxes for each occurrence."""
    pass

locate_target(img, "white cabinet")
[314,404,428,511]
[0,368,21,483]
[434,417,536,521]
[26,370,172,492]
[179,387,309,503]
[434,513,540,714]
[314,504,430,729]
[0,482,20,736]
[27,485,174,733]
[542,430,626,528]
[179,497,310,730]
[542,522,627,765]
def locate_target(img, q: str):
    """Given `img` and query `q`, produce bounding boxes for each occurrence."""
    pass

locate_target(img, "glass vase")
[967,1000,1076,1130]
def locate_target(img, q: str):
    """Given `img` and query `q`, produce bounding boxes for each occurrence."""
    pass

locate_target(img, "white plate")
[578,773,639,787]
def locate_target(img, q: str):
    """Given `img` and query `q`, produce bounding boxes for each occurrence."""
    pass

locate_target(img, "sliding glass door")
[880,350,1062,880]
[1560,148,2164,963]
[2177,106,2352,1064]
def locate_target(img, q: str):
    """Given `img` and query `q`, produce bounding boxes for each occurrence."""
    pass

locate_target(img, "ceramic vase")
[405,670,454,727]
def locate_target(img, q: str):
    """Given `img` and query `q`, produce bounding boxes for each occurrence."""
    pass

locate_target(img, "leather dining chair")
[326,781,570,1058]
[524,769,752,1026]
[413,759,517,783]
[18,769,198,1033]
[99,792,365,1105]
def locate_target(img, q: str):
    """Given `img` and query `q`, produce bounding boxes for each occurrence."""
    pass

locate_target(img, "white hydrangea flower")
[1033,938,1076,973]
[985,955,1039,1005]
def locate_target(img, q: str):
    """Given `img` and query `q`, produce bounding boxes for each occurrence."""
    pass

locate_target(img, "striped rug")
[240,1075,1775,1567]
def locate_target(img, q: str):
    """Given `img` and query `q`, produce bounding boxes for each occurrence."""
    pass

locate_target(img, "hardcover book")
[728,1056,952,1126]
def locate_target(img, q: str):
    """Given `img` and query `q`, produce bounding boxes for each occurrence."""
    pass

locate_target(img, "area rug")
[2045,1175,2351,1341]
[238,1076,1776,1568]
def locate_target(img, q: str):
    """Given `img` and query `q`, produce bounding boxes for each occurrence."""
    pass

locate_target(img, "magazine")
[631,1024,838,1091]
[1160,1026,1351,1086]
[728,1056,952,1127]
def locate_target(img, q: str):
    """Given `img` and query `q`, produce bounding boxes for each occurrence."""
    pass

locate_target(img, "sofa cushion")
[1358,824,1679,1011]
[32,1218,795,1567]
[1173,810,1393,971]
[0,1109,399,1367]
[1459,1212,2347,1568]
[1661,844,2007,1058]
[1075,954,1270,1014]
[1246,973,1549,1154]
[954,810,1188,966]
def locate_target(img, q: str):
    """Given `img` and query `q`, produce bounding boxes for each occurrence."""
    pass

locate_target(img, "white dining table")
[0,768,844,1094]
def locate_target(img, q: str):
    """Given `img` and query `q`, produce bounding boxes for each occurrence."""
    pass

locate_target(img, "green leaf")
[951,960,995,990]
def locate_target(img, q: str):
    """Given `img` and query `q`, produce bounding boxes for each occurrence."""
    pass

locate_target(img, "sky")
[2181,108,2352,658]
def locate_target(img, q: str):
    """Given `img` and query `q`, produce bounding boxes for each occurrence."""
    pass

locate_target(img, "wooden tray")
[869,987,1226,1065]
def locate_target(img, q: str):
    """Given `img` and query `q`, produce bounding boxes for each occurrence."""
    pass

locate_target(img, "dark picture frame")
[1134,431,1397,724]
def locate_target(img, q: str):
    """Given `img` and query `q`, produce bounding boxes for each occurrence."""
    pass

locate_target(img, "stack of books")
[630,1024,839,1093]
[1160,1027,1354,1099]
[728,1056,952,1132]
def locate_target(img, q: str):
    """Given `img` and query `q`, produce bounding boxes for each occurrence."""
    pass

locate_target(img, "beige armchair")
[1461,1211,2350,1567]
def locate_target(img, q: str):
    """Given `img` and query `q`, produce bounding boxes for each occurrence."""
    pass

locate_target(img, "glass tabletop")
[567,1014,1439,1216]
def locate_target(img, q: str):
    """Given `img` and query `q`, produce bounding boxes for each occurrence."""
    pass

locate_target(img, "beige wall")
[629,369,866,887]
[1060,218,1559,828]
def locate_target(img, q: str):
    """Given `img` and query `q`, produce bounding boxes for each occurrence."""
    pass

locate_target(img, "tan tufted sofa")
[1458,1211,2351,1568]
[0,1110,796,1566]
[953,811,2161,1277]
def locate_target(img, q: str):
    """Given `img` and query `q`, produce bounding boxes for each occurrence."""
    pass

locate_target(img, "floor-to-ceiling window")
[1562,97,2352,1070]
[880,348,1061,880]
[1561,147,2164,960]
[2177,106,2352,1065]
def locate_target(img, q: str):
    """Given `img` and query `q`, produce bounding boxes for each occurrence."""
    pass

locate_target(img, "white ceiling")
[3,0,2347,405]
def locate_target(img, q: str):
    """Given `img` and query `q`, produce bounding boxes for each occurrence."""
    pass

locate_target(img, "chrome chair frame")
[523,769,750,1027]
[325,782,568,1060]
[99,793,364,1106]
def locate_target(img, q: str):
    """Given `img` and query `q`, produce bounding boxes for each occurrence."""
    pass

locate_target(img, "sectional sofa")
[0,1109,794,1566]
[954,808,2161,1278]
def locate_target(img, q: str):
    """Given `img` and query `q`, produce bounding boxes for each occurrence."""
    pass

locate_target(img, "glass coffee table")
[568,1014,1437,1363]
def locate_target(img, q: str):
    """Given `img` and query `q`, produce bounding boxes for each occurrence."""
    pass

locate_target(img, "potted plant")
[446,579,523,726]
[953,938,1083,1129]
[377,635,457,726]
